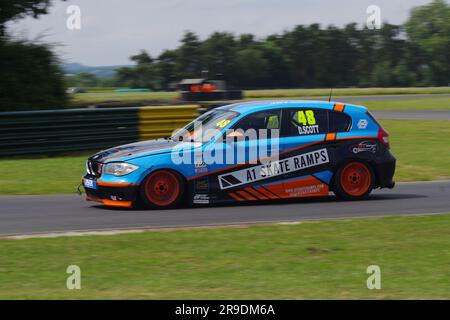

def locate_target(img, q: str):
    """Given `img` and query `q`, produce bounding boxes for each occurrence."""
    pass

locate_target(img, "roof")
[217,100,367,114]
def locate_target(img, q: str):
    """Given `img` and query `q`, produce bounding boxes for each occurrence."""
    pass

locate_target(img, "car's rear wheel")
[140,170,185,209]
[333,161,374,200]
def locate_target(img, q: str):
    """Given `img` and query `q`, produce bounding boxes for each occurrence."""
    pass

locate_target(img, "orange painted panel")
[263,176,329,198]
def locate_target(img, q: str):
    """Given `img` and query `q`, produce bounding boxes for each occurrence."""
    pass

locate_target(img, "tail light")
[378,127,390,149]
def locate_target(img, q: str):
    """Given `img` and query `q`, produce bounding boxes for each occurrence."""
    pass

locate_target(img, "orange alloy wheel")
[339,162,372,197]
[144,171,181,207]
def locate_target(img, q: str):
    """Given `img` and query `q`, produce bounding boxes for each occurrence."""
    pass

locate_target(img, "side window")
[228,109,281,140]
[285,108,328,136]
[329,111,351,132]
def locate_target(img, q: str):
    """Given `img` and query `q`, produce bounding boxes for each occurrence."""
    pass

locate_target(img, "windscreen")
[172,109,240,143]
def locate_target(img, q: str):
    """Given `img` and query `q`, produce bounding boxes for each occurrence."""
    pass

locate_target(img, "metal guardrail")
[0,105,199,156]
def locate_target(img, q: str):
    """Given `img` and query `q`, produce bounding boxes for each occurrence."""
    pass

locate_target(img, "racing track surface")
[0,181,449,237]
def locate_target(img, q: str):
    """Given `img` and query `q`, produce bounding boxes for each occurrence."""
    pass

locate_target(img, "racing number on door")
[294,110,321,135]
[297,110,316,126]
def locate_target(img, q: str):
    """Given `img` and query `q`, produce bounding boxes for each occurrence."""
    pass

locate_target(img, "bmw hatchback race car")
[82,100,396,209]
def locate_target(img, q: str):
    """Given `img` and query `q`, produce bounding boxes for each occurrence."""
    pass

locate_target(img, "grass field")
[0,214,449,299]
[70,87,450,106]
[0,119,448,195]
[354,97,450,110]
[72,91,177,104]
[380,119,450,181]
[250,97,450,111]
[245,87,450,99]
[0,155,87,195]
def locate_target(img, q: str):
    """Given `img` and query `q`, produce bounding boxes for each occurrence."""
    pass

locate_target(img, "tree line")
[112,0,449,90]
[0,0,448,112]
[0,0,68,111]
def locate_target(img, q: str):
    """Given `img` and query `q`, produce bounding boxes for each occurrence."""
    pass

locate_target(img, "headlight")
[103,162,139,176]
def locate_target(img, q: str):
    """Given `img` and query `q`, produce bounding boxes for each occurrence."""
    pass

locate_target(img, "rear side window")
[329,111,352,132]
[283,108,351,137]
[285,108,328,136]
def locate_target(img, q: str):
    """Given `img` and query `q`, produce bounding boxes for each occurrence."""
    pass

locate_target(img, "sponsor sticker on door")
[218,148,329,190]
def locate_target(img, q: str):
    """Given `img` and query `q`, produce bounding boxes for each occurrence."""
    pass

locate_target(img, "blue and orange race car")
[82,100,396,209]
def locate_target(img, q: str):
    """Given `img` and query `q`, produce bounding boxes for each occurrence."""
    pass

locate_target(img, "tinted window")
[230,109,281,139]
[329,111,351,132]
[285,108,328,136]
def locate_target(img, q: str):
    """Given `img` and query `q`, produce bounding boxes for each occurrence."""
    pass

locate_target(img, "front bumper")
[82,176,139,208]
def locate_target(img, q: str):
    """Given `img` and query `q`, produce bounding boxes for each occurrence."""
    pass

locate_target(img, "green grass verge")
[355,97,450,111]
[380,119,450,181]
[245,87,450,99]
[0,214,449,299]
[70,87,450,105]
[0,119,448,195]
[72,91,178,104]
[249,97,450,110]
[0,155,87,195]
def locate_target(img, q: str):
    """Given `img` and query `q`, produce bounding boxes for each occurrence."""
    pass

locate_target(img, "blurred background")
[1,0,449,111]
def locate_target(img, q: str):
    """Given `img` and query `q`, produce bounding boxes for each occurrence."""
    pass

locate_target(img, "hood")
[90,138,196,163]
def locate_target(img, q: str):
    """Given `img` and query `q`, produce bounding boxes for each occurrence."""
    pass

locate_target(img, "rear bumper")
[373,150,396,189]
[82,176,138,208]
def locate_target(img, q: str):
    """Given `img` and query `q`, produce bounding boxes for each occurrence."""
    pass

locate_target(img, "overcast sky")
[7,0,432,66]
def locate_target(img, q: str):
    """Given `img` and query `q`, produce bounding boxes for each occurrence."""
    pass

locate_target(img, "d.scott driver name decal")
[218,148,329,190]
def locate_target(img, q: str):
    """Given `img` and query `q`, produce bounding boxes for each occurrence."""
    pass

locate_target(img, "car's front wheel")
[333,161,374,200]
[140,170,185,209]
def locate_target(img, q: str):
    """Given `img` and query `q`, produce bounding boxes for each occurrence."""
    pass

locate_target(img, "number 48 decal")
[216,119,231,128]
[297,110,316,126]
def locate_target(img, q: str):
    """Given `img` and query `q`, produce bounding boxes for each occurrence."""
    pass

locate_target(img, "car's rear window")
[329,111,352,132]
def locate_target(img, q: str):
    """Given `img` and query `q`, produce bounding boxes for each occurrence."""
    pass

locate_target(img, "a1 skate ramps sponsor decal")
[218,148,329,190]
